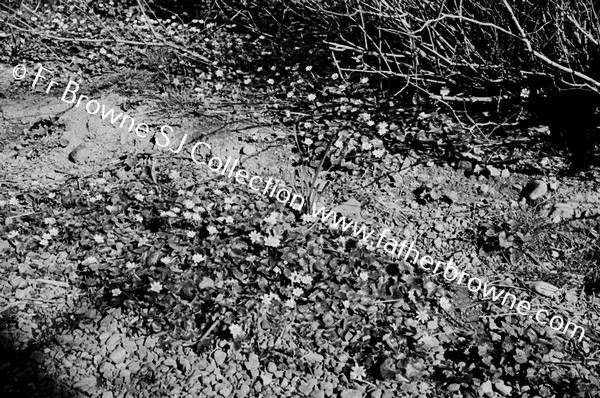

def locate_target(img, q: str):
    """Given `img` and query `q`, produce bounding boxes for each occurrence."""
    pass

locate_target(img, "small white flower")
[111,288,122,296]
[287,91,294,98]
[225,216,234,224]
[350,364,367,380]
[267,78,275,85]
[360,77,369,84]
[184,199,195,209]
[39,239,49,246]
[244,78,251,84]
[440,87,450,96]
[215,69,224,77]
[249,231,262,244]
[301,214,315,223]
[42,233,52,240]
[520,88,530,99]
[215,83,223,90]
[305,66,313,71]
[149,281,163,293]
[207,226,218,234]
[331,73,339,80]
[292,287,304,297]
[373,148,385,158]
[307,94,316,101]
[126,261,138,270]
[187,231,197,238]
[192,253,205,263]
[284,298,296,308]
[44,217,56,225]
[261,294,273,306]
[7,231,18,239]
[135,214,143,222]
[135,194,144,201]
[161,256,174,265]
[229,323,244,338]
[300,275,313,285]
[9,197,18,206]
[264,212,279,225]
[93,234,105,244]
[359,271,369,281]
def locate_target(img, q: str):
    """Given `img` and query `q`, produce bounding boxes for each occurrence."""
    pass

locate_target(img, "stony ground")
[1,2,600,398]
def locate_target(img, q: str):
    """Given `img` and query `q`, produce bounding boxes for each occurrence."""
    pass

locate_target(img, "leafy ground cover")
[1,1,600,397]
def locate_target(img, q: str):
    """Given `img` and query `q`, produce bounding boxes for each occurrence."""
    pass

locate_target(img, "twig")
[0,18,210,65]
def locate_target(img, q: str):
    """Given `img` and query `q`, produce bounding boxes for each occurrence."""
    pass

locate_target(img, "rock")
[245,353,260,370]
[310,390,325,398]
[550,202,575,222]
[528,281,560,297]
[340,389,363,398]
[520,180,547,201]
[495,381,512,395]
[267,362,277,373]
[59,137,70,148]
[68,143,91,163]
[298,381,313,396]
[116,169,130,180]
[109,347,127,364]
[456,160,472,171]
[241,144,257,155]
[213,350,227,366]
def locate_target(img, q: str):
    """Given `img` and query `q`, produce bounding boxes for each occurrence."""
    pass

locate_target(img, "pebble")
[241,144,257,155]
[109,347,126,364]
[521,180,547,201]
[68,143,91,163]
[495,381,512,395]
[59,137,70,148]
[245,353,260,370]
[213,350,227,366]
[341,389,363,398]
[310,390,325,398]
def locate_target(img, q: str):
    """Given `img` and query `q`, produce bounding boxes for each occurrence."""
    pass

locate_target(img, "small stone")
[109,347,126,364]
[68,143,91,163]
[528,281,559,297]
[116,169,130,180]
[241,145,257,155]
[261,372,273,386]
[495,381,512,395]
[310,389,325,398]
[236,383,250,398]
[213,350,227,366]
[298,382,313,396]
[520,180,547,201]
[59,137,70,148]
[341,389,363,398]
[369,390,383,398]
[245,353,260,370]
[267,362,277,373]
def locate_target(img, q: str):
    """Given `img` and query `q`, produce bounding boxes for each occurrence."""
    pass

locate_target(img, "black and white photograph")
[1,0,600,397]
